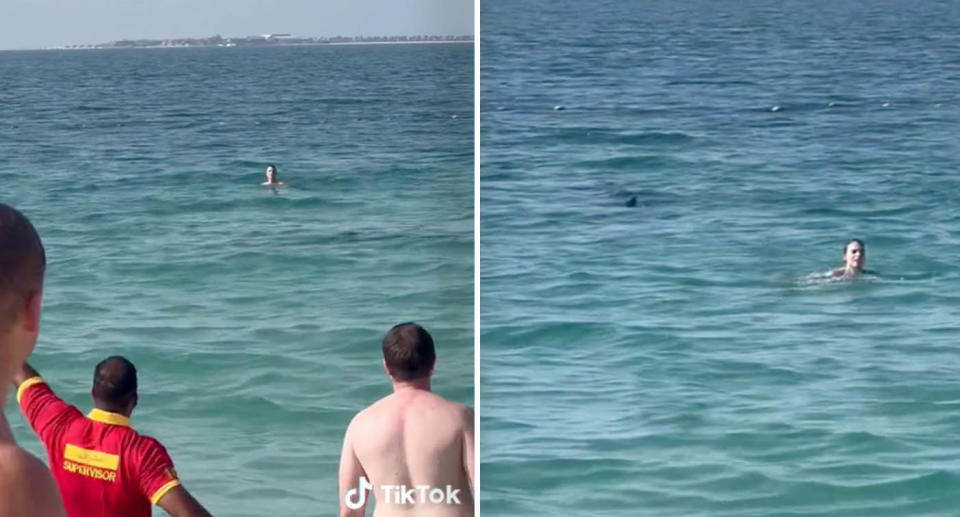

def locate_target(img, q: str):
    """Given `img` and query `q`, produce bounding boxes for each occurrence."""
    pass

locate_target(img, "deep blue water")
[481,1,960,515]
[1,43,473,516]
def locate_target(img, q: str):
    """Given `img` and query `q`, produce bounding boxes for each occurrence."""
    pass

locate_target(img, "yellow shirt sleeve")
[16,376,45,404]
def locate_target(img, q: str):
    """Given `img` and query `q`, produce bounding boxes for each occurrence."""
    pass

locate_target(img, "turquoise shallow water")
[481,1,960,515]
[1,43,473,515]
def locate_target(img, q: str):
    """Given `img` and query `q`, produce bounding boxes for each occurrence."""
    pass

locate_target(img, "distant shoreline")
[30,34,475,51]
[328,40,471,46]
[0,41,473,52]
[0,41,474,52]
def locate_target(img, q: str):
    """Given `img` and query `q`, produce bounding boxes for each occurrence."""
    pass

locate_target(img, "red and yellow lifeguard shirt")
[16,377,181,517]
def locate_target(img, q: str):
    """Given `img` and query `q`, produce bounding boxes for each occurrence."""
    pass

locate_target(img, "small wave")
[574,155,675,170]
[617,131,695,145]
[526,128,695,146]
[794,469,957,494]
[751,102,842,114]
[795,271,881,287]
[159,111,200,119]
[797,271,842,286]
[73,104,114,112]
[664,79,757,87]
[798,205,922,218]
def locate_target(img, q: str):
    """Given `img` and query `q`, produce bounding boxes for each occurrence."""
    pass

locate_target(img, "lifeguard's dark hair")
[382,323,436,381]
[0,203,46,329]
[92,356,138,409]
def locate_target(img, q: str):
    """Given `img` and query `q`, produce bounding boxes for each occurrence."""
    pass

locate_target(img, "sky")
[0,0,474,50]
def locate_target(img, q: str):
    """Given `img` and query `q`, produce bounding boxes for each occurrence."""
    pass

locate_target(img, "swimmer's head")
[0,203,46,370]
[843,239,865,271]
[382,323,436,382]
[92,356,138,416]
[265,164,278,184]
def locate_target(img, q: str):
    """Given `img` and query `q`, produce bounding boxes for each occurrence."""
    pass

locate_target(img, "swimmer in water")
[261,164,284,186]
[829,239,876,278]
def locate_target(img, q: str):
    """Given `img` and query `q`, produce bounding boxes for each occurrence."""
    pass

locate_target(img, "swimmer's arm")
[338,419,368,517]
[155,485,213,517]
[0,446,67,517]
[462,407,475,496]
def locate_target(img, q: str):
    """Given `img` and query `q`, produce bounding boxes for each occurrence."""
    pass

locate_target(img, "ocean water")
[481,1,960,515]
[1,43,473,515]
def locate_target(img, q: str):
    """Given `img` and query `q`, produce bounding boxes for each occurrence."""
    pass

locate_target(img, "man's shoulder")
[458,403,474,420]
[445,400,473,427]
[429,394,472,416]
[349,393,472,429]
[0,444,66,516]
[351,394,395,420]
[129,431,169,454]
[346,403,377,432]
[415,394,473,431]
[0,443,37,467]
[0,444,51,485]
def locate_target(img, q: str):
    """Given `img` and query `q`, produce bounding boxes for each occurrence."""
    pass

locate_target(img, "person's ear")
[22,291,42,333]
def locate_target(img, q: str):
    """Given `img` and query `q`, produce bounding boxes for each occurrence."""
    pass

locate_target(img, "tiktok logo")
[343,476,374,510]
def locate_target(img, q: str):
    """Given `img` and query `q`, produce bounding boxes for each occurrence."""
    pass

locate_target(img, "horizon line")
[0,33,475,52]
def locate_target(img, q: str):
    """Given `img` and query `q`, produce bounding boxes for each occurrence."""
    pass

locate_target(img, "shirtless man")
[338,323,474,517]
[0,203,67,517]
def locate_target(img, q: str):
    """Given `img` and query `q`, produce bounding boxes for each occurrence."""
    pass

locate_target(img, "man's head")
[382,323,436,382]
[843,239,865,271]
[92,356,138,416]
[0,203,46,371]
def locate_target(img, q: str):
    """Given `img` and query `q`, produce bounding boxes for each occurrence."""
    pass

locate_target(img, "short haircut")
[844,239,865,253]
[92,356,138,407]
[0,203,46,328]
[382,323,436,382]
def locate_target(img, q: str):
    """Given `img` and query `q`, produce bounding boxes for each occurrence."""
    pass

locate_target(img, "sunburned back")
[353,391,472,517]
